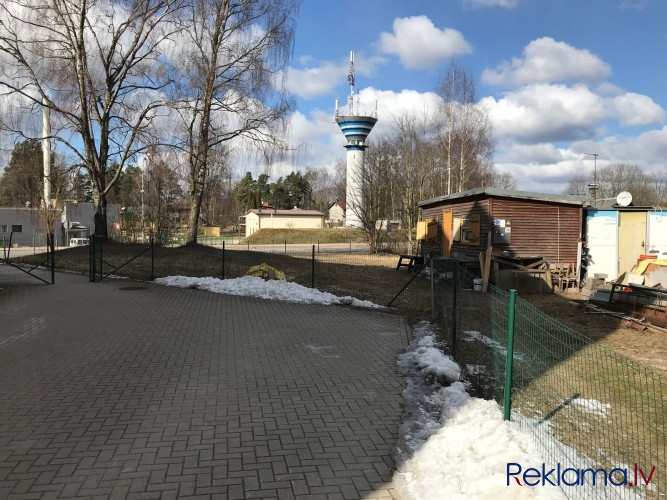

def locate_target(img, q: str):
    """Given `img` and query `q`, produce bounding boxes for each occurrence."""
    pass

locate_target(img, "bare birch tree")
[172,0,299,245]
[436,60,494,194]
[0,0,183,239]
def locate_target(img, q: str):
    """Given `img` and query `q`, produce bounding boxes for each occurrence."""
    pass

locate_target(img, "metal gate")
[89,235,154,282]
[0,232,55,285]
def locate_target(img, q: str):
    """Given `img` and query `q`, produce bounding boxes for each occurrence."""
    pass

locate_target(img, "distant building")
[328,200,346,227]
[0,207,61,246]
[245,207,325,237]
[61,202,121,244]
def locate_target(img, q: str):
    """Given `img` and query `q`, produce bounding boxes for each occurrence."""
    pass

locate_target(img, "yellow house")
[245,207,325,237]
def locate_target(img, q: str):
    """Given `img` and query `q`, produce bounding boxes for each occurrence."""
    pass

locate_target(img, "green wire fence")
[432,258,665,499]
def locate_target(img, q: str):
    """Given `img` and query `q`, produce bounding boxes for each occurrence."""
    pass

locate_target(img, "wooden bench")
[396,255,424,272]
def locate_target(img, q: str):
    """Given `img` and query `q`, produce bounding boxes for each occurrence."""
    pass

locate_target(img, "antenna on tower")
[347,50,355,114]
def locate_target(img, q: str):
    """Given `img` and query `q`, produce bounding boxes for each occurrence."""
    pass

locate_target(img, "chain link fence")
[432,258,665,499]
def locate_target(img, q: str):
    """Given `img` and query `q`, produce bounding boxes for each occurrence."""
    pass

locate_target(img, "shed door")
[618,212,646,276]
[586,211,618,280]
[442,210,452,257]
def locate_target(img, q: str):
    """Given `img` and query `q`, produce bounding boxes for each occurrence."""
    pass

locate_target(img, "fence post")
[311,245,315,288]
[504,289,517,421]
[284,240,287,254]
[451,264,458,355]
[89,235,95,281]
[430,253,435,316]
[222,241,226,280]
[150,233,154,281]
[49,233,55,284]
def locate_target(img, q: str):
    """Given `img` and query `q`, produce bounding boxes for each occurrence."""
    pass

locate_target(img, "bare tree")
[493,171,517,190]
[172,0,299,245]
[435,59,494,194]
[0,0,183,239]
[565,174,590,196]
[346,140,393,253]
[566,164,666,206]
[597,163,643,200]
[388,111,435,248]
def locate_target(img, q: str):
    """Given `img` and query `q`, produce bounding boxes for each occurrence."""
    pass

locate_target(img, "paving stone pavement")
[0,271,410,499]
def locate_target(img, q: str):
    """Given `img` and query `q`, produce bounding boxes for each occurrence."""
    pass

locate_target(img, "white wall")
[647,211,667,257]
[586,210,618,280]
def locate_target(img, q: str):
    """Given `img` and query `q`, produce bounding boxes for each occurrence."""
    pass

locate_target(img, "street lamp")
[584,152,599,206]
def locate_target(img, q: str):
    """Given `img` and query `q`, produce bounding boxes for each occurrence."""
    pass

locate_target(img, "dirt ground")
[522,291,667,377]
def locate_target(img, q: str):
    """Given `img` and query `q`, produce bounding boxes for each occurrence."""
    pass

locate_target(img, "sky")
[280,0,667,194]
[155,275,633,498]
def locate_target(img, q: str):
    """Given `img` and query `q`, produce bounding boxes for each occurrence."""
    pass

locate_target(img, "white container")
[473,278,483,291]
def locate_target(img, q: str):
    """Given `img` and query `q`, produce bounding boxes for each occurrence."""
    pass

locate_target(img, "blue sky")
[280,0,667,194]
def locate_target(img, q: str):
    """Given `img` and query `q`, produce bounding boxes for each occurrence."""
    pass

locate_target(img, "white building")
[0,207,61,246]
[245,207,325,237]
[327,200,346,227]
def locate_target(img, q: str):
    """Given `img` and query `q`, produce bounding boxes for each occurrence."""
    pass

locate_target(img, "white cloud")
[620,0,650,10]
[460,0,520,8]
[482,37,611,86]
[285,62,347,99]
[494,127,667,195]
[593,126,667,166]
[285,54,386,99]
[481,84,606,143]
[379,16,472,70]
[481,81,665,146]
[499,143,572,165]
[608,93,665,126]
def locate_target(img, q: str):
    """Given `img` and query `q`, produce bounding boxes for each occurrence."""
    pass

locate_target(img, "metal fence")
[84,239,434,314]
[0,232,55,286]
[432,258,665,499]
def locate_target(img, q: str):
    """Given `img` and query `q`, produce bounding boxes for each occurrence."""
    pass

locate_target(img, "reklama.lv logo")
[507,463,656,487]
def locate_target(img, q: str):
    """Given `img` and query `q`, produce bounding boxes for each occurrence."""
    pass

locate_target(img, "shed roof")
[248,208,324,217]
[418,186,592,207]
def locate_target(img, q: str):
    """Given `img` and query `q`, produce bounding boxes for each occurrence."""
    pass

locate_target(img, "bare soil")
[522,291,667,377]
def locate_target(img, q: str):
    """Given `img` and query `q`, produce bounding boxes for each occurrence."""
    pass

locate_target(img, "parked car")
[69,238,89,246]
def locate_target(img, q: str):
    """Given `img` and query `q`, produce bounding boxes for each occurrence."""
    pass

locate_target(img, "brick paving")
[0,271,409,499]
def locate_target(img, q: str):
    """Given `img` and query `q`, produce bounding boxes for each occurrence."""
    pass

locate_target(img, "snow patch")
[154,275,384,309]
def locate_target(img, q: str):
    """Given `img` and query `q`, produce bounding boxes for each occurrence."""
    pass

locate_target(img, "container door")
[586,210,618,280]
[618,212,646,276]
[442,210,452,257]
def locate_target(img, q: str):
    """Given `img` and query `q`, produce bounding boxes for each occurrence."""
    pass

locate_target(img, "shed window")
[0,225,7,233]
[459,215,480,245]
[11,225,22,233]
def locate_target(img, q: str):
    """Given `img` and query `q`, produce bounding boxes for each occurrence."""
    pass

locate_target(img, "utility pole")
[584,152,599,207]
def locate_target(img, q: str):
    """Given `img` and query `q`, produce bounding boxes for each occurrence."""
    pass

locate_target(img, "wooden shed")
[418,188,590,289]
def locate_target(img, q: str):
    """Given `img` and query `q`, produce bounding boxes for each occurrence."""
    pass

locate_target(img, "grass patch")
[241,228,368,245]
